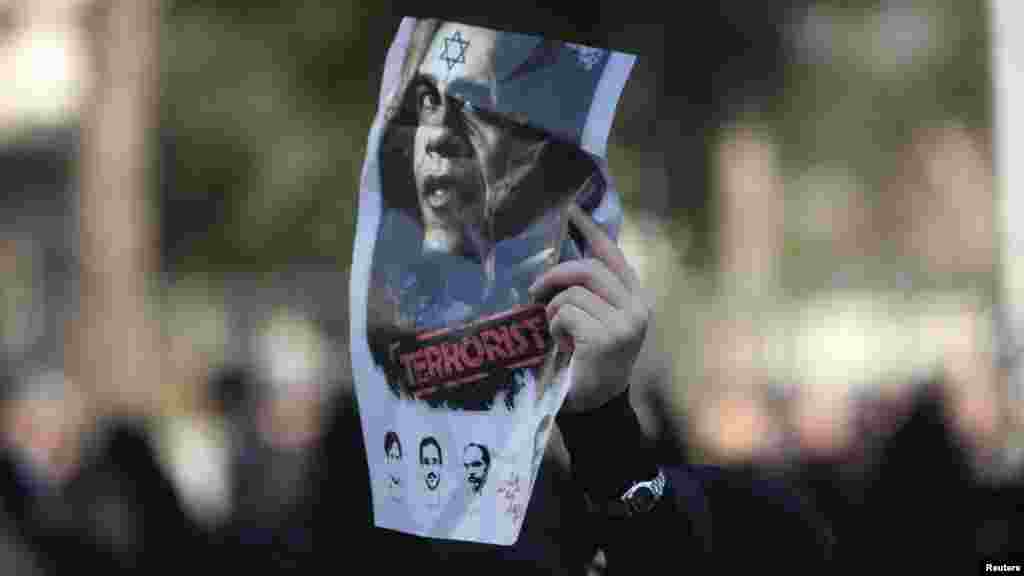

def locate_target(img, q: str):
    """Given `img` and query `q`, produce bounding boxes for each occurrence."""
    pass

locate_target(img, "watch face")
[628,486,655,513]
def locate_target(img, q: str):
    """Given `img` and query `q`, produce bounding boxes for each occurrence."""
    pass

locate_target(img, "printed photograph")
[364,19,611,411]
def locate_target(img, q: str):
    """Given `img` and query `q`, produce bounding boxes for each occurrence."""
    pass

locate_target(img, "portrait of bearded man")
[365,19,611,411]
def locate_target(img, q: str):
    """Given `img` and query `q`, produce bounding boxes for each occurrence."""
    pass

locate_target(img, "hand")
[528,204,651,413]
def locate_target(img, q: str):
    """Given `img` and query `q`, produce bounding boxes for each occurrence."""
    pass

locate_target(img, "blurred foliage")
[159,1,400,275]
[770,0,994,298]
[775,0,990,175]
[157,3,682,275]
[157,1,992,294]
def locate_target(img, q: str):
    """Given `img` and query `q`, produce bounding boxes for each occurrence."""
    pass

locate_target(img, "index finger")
[567,203,639,290]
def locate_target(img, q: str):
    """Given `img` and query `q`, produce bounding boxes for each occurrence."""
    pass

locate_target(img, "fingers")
[567,203,639,290]
[548,303,602,352]
[529,258,630,309]
[545,286,617,329]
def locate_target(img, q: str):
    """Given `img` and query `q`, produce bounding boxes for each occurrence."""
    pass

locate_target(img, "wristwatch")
[595,467,667,519]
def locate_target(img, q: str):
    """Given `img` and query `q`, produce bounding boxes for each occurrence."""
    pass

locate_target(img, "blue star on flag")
[440,30,470,71]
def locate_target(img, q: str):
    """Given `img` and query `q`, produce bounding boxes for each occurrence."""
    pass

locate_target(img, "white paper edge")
[349,17,633,546]
[581,52,636,158]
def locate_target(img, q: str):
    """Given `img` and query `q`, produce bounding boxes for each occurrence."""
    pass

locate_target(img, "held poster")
[350,17,635,545]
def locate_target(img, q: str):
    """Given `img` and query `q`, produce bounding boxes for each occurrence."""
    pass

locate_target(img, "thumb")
[548,303,596,355]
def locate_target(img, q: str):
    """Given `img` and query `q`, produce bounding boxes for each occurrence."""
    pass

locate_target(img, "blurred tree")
[774,0,993,296]
[158,2,793,276]
[159,1,398,275]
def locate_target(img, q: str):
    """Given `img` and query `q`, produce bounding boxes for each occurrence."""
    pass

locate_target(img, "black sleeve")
[694,463,835,567]
[555,391,659,501]
[318,394,374,529]
[555,391,712,570]
[556,390,834,570]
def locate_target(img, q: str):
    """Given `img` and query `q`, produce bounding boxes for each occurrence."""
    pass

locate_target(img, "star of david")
[440,30,470,71]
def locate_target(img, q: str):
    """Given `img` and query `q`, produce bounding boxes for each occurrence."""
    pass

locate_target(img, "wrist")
[556,388,660,501]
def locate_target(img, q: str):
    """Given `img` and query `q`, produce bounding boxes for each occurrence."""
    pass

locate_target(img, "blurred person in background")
[862,379,981,568]
[222,316,333,572]
[0,363,45,575]
[0,367,203,574]
[790,382,911,569]
[158,363,254,567]
[791,375,1023,568]
[0,368,119,573]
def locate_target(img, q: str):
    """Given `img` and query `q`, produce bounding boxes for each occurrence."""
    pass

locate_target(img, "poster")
[350,17,635,545]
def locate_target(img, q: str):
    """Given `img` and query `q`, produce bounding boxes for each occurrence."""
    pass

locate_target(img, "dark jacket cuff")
[555,389,660,501]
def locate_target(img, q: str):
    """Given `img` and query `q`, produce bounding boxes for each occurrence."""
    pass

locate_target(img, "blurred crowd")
[0,0,1021,572]
[0,350,1020,573]
[0,349,349,573]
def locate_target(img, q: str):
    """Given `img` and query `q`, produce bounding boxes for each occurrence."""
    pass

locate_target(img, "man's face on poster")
[463,444,489,494]
[420,440,442,491]
[411,23,538,256]
[386,437,402,486]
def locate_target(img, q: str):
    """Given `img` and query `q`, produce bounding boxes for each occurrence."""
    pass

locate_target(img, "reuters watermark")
[985,563,1022,573]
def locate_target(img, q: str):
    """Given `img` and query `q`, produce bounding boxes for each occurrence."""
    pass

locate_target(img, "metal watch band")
[592,467,667,519]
